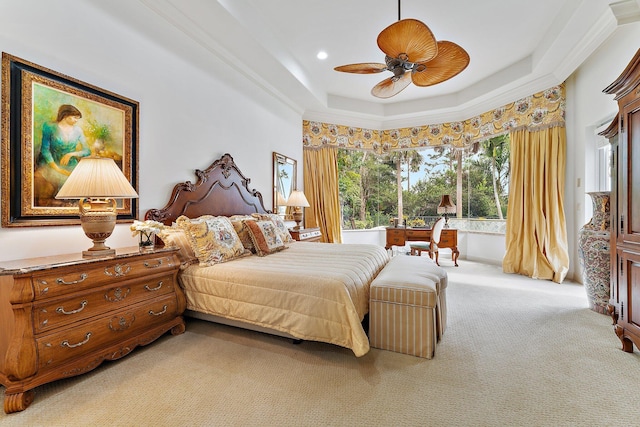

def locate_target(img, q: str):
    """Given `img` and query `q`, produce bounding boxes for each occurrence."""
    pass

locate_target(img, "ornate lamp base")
[79,198,117,258]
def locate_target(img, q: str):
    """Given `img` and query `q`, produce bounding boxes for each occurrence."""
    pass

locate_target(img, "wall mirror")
[273,152,296,217]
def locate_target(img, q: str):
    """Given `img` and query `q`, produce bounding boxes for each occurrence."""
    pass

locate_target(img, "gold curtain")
[303,147,342,243]
[503,126,569,283]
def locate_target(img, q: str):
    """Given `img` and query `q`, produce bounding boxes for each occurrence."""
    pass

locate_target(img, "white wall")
[463,232,504,266]
[2,1,639,274]
[565,22,640,282]
[0,0,302,262]
[341,229,387,247]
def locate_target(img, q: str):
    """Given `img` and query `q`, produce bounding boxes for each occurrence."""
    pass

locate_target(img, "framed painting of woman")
[1,53,139,227]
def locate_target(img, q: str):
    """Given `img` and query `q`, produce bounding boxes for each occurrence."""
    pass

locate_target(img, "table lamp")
[55,156,139,258]
[437,194,456,228]
[285,190,310,230]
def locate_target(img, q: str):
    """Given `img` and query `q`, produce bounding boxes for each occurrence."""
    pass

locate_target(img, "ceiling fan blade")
[334,63,387,74]
[412,41,470,87]
[377,19,437,64]
[371,73,412,98]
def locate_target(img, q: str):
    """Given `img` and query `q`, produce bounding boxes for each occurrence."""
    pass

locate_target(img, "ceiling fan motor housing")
[386,55,425,80]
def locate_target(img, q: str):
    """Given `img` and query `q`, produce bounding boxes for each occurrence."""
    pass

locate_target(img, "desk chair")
[409,217,445,265]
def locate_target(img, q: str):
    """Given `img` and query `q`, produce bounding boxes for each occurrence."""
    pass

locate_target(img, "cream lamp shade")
[284,190,310,229]
[437,194,456,228]
[284,190,310,208]
[56,156,138,257]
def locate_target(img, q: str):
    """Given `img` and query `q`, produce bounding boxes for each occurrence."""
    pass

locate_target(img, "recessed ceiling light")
[317,51,328,60]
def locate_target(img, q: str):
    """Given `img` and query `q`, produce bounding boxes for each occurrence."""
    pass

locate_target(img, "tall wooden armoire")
[602,48,640,353]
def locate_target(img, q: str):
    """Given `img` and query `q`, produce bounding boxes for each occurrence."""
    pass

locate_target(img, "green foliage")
[338,136,511,230]
[338,150,396,229]
[86,119,111,141]
[407,218,426,227]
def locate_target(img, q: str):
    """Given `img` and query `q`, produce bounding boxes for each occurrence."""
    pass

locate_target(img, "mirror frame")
[273,152,297,218]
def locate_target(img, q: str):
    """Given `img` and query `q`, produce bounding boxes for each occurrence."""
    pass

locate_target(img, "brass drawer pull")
[144,259,163,269]
[105,287,131,302]
[56,273,88,285]
[144,281,163,291]
[56,300,88,315]
[149,305,168,316]
[104,264,131,277]
[109,314,136,331]
[61,332,92,348]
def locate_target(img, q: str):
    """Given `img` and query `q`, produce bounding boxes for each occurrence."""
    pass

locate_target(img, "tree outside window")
[338,134,510,230]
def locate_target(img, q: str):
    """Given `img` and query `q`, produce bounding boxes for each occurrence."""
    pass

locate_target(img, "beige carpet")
[1,260,639,426]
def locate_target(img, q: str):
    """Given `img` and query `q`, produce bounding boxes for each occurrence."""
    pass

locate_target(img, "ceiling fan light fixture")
[334,4,469,98]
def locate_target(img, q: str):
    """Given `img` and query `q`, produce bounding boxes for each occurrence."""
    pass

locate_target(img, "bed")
[145,153,389,356]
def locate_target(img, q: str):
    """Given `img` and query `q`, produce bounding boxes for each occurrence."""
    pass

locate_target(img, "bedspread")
[179,242,389,356]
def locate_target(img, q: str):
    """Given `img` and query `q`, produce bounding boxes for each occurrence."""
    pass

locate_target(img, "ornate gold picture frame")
[1,53,139,227]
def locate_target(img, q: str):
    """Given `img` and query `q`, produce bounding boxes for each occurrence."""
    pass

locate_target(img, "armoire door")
[620,97,640,246]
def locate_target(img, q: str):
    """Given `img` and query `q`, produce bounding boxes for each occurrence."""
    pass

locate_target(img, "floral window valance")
[303,84,565,154]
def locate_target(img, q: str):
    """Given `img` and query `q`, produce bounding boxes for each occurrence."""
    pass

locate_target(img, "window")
[338,135,510,230]
[595,136,612,192]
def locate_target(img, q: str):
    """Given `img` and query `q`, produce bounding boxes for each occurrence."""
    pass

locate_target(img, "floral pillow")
[229,215,256,252]
[175,215,249,266]
[243,220,287,256]
[157,226,198,269]
[252,213,294,243]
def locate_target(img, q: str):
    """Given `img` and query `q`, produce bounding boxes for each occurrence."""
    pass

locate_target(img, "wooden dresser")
[0,246,186,413]
[289,227,322,242]
[602,48,640,354]
[385,227,459,266]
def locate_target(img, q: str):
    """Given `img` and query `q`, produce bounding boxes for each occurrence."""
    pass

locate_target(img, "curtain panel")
[503,126,569,283]
[303,147,342,243]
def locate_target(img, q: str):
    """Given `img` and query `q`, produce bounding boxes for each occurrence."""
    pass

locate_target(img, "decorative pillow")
[243,220,287,256]
[175,215,249,266]
[156,226,198,269]
[252,213,294,243]
[229,215,256,252]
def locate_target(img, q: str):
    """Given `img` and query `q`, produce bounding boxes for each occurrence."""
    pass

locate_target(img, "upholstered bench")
[369,255,448,359]
[381,254,449,337]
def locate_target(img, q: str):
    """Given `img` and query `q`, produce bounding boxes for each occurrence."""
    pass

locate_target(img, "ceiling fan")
[334,2,470,99]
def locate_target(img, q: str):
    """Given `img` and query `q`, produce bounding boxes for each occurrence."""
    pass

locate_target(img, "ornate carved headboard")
[145,153,270,225]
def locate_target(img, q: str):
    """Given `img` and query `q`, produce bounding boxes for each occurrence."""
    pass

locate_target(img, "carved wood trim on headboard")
[145,153,270,225]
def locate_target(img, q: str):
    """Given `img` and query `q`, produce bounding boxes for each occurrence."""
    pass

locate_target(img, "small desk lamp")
[55,156,139,258]
[437,194,456,228]
[285,190,310,230]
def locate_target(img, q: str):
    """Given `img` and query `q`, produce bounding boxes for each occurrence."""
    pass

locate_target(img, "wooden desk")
[385,227,459,266]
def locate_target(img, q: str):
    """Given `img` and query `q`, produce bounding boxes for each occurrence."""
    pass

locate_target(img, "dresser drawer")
[386,228,405,246]
[406,229,430,240]
[439,235,455,246]
[31,254,178,301]
[33,273,176,334]
[387,236,405,245]
[36,294,179,371]
[439,230,457,247]
[298,230,321,240]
